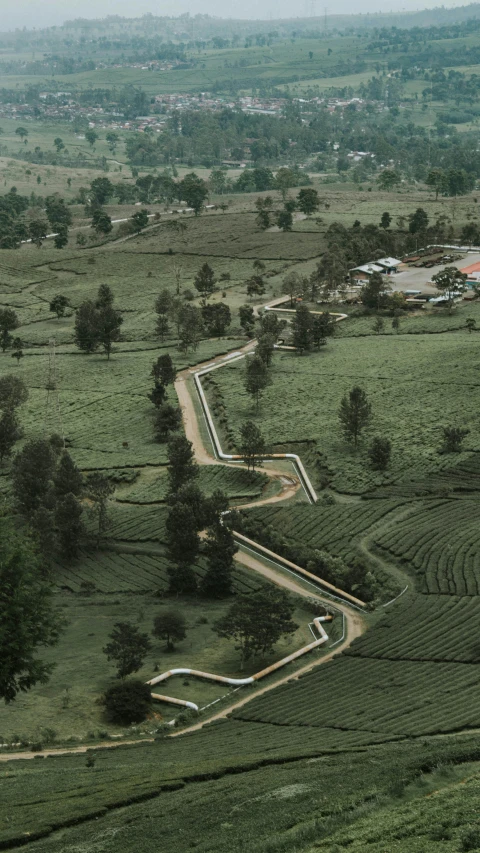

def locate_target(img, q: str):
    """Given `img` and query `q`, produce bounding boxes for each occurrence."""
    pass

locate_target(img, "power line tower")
[44,338,64,446]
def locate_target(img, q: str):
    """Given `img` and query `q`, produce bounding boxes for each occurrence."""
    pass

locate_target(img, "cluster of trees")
[148,353,182,443]
[0,374,26,463]
[165,433,237,597]
[10,434,115,560]
[74,284,123,359]
[0,188,72,250]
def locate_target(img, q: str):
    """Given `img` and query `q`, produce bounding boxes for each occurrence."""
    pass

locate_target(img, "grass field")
[209,330,480,493]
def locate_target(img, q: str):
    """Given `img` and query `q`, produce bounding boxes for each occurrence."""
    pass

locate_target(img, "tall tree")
[155,403,182,442]
[0,308,19,353]
[0,374,28,410]
[12,438,58,514]
[103,622,152,680]
[201,302,231,336]
[194,263,216,300]
[53,450,83,499]
[0,409,22,462]
[297,188,319,216]
[339,386,372,447]
[244,355,272,411]
[213,584,298,669]
[179,172,208,215]
[74,301,100,354]
[167,435,198,494]
[152,611,187,651]
[201,522,237,598]
[292,303,314,353]
[86,472,114,545]
[431,266,467,313]
[179,305,203,353]
[96,284,114,309]
[151,354,176,387]
[361,272,391,311]
[239,420,265,472]
[55,492,84,559]
[256,332,275,366]
[96,304,123,359]
[49,295,70,318]
[0,520,63,703]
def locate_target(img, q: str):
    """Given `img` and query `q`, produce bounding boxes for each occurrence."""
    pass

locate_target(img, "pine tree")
[167,435,198,493]
[239,421,265,472]
[339,386,372,447]
[53,450,83,499]
[165,502,200,568]
[55,492,84,559]
[201,522,237,598]
[0,409,22,462]
[244,355,272,411]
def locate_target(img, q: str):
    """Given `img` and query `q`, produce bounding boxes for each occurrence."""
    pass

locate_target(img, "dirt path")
[175,355,303,504]
[0,739,154,763]
[171,549,364,737]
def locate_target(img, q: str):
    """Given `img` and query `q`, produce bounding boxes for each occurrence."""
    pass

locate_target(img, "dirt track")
[171,549,365,737]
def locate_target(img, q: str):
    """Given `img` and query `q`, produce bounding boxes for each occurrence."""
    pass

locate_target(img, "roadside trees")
[239,421,265,472]
[339,386,372,447]
[155,403,182,442]
[244,355,272,411]
[200,522,237,598]
[201,303,231,336]
[167,435,198,494]
[431,266,467,313]
[292,303,314,353]
[179,172,208,215]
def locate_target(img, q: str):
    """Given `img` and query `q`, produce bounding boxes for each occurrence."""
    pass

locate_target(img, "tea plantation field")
[211,331,480,493]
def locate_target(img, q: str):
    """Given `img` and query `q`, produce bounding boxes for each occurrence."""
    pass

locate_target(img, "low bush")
[103,679,152,725]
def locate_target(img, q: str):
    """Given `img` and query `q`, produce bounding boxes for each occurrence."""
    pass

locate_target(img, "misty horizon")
[0,0,471,32]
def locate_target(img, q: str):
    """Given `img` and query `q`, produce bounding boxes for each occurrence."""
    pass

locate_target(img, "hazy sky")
[0,0,464,31]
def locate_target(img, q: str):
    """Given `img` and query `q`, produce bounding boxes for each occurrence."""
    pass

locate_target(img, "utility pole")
[44,338,64,446]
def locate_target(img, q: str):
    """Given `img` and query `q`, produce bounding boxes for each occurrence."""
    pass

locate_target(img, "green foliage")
[0,519,63,702]
[201,522,237,598]
[244,353,272,410]
[214,583,298,667]
[103,621,152,679]
[339,385,372,446]
[103,679,152,724]
[368,436,391,470]
[152,610,187,650]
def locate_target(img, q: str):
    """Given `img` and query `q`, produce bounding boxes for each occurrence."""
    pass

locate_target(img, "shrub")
[103,679,152,724]
[459,828,480,851]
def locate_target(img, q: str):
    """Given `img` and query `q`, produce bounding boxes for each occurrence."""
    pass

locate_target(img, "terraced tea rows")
[346,594,480,662]
[54,547,263,594]
[243,501,404,562]
[235,657,480,736]
[374,499,480,595]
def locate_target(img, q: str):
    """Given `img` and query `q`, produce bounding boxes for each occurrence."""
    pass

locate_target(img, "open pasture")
[210,332,480,493]
[0,587,314,742]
